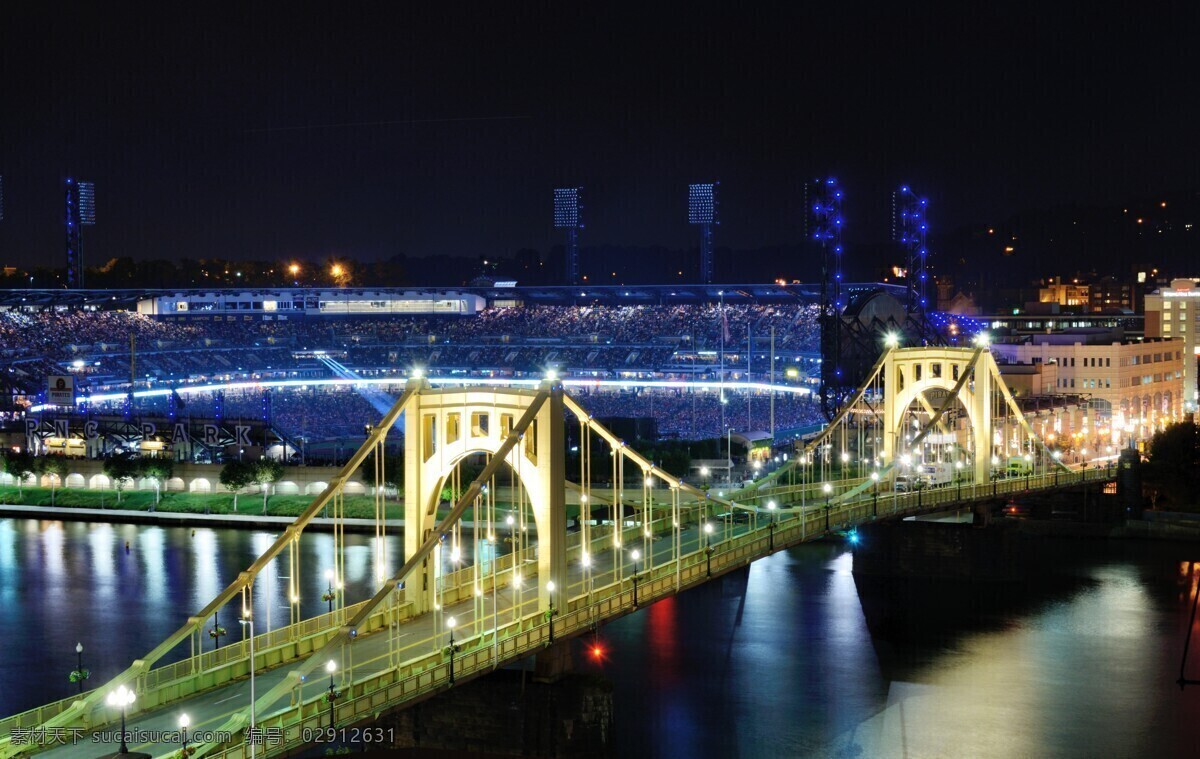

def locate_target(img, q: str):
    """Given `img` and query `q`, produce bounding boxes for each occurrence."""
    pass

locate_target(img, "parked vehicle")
[1006,457,1032,477]
[917,462,954,488]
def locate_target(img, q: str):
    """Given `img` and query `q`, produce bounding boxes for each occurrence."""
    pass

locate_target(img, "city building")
[1089,275,1138,313]
[1144,277,1200,411]
[991,334,1185,437]
[1038,277,1091,310]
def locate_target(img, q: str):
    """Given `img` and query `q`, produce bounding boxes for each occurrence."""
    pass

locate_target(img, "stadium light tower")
[64,178,96,289]
[894,185,930,315]
[688,182,719,284]
[808,178,844,420]
[553,187,583,285]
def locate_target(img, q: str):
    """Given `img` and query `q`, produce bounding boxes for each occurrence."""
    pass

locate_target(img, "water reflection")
[0,518,402,715]
[592,541,1200,758]
[3,517,1200,757]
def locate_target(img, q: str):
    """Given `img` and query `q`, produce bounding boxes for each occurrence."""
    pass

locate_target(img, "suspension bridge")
[0,345,1120,759]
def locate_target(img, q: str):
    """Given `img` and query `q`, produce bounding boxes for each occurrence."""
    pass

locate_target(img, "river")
[2,517,1199,757]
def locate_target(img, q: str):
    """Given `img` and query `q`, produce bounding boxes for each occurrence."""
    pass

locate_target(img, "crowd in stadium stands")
[78,385,822,442]
[1,304,821,358]
[5,304,825,441]
[568,387,822,439]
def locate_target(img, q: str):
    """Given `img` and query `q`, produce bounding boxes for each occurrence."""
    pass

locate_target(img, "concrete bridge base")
[375,665,612,757]
[534,638,575,683]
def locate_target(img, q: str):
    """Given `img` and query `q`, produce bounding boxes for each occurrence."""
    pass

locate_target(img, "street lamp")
[704,523,715,577]
[1024,453,1033,489]
[954,460,964,500]
[325,659,339,729]
[106,684,136,755]
[631,549,641,607]
[446,617,458,685]
[1052,450,1062,485]
[766,501,777,551]
[71,642,89,694]
[822,482,833,532]
[239,614,256,759]
[323,569,336,614]
[179,713,191,758]
[546,581,558,643]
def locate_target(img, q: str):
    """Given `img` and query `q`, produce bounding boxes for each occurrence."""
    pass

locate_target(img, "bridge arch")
[404,386,565,613]
[882,347,995,482]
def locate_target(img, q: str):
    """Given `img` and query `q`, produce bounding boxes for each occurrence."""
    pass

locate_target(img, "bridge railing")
[180,464,1117,759]
[197,533,734,759]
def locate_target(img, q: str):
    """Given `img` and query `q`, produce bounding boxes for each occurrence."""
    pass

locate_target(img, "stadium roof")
[0,282,905,309]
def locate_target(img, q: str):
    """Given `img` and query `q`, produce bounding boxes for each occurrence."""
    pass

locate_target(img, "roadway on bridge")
[32,519,749,758]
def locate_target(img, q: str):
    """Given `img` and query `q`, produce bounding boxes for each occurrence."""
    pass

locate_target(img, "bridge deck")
[0,466,1114,759]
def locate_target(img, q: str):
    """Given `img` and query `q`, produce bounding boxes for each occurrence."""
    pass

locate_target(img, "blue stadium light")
[894,184,931,316]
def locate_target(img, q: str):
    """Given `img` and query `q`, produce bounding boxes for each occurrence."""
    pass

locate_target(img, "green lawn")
[0,484,670,524]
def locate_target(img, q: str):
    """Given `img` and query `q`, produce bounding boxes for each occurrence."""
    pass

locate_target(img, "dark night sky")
[1,3,1197,271]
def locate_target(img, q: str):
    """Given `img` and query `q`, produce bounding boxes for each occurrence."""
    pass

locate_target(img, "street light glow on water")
[2,519,1200,757]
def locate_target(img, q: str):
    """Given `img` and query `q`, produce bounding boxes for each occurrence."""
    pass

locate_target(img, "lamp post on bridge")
[70,642,89,695]
[1052,450,1062,485]
[822,482,833,533]
[703,522,714,577]
[105,684,136,756]
[545,581,558,643]
[210,610,226,650]
[179,713,192,758]
[631,549,641,607]
[446,617,459,685]
[325,659,340,729]
[991,456,1000,497]
[766,501,777,551]
[239,614,256,759]
[1024,453,1033,490]
[955,460,964,501]
[323,569,336,615]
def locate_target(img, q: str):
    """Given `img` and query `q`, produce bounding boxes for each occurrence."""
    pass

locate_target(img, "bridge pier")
[374,662,612,757]
[972,503,991,527]
[533,638,575,683]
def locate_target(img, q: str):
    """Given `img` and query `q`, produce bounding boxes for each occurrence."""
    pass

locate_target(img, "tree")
[219,460,255,512]
[141,458,175,508]
[1145,422,1200,507]
[254,459,285,515]
[103,456,140,505]
[38,456,68,507]
[2,450,36,498]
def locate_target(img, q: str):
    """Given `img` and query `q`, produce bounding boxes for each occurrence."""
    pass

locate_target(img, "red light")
[592,645,603,658]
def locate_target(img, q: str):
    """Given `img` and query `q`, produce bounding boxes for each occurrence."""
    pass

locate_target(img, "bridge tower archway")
[404,386,566,615]
[882,347,994,483]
